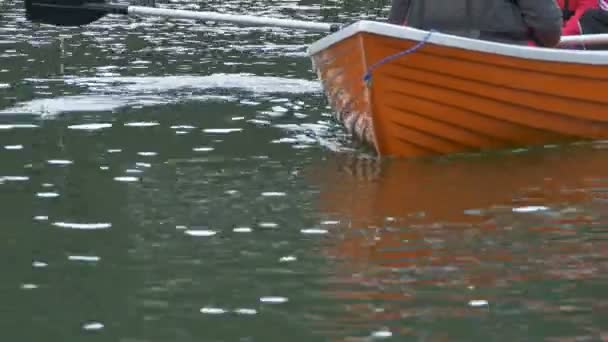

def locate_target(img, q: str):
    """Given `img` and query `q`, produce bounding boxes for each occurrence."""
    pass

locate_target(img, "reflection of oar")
[558,34,608,48]
[25,0,340,32]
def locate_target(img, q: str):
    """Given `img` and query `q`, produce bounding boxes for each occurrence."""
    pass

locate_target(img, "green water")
[2,1,608,341]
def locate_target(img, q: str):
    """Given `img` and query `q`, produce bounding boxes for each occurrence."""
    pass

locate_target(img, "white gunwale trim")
[307,21,608,65]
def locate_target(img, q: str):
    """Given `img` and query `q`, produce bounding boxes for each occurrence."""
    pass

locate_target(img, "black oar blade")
[26,0,108,26]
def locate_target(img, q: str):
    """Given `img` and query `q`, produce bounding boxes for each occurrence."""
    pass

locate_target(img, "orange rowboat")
[308,21,608,158]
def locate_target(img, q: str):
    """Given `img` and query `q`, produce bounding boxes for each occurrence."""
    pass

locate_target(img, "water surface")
[1,1,608,341]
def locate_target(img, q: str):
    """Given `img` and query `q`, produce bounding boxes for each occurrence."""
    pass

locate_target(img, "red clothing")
[558,0,598,35]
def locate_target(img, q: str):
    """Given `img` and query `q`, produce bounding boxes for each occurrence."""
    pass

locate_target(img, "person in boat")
[388,0,563,47]
[578,0,608,35]
[558,0,599,36]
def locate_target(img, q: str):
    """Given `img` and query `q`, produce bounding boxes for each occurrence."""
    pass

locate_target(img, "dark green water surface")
[2,1,608,341]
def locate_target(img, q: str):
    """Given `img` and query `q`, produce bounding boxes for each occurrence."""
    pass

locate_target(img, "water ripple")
[2,74,322,116]
[52,222,111,230]
[68,123,113,130]
[68,255,101,262]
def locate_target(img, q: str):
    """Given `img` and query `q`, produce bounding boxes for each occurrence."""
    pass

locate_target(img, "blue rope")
[363,30,436,84]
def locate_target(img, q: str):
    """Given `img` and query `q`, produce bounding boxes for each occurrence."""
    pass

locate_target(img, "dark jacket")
[388,0,563,47]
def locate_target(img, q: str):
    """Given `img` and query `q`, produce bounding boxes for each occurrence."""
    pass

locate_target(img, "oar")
[558,34,608,48]
[25,0,340,32]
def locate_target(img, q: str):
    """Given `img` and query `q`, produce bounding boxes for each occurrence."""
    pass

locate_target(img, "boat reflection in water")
[310,143,608,340]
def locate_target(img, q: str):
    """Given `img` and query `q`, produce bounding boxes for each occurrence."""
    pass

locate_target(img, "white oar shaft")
[127,6,336,32]
[558,34,608,47]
